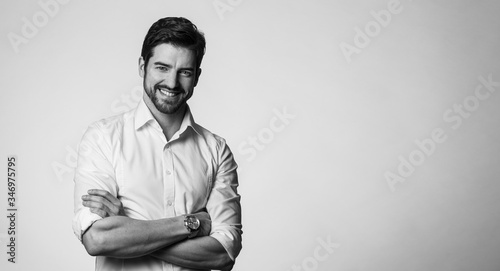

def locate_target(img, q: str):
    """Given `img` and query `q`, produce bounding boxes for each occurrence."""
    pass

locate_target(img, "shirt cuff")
[210,228,242,261]
[73,208,103,241]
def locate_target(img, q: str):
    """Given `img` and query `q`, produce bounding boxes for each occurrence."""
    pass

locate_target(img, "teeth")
[159,89,178,97]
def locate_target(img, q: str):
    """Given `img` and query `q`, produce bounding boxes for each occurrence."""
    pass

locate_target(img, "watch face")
[187,216,200,230]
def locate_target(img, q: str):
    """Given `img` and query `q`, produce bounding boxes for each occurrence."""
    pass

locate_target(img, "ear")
[138,57,145,78]
[194,68,202,87]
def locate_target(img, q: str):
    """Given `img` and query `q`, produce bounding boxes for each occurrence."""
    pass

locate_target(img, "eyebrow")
[153,61,195,71]
[153,61,172,68]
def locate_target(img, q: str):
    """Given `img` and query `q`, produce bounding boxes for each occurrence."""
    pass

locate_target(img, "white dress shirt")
[73,98,242,271]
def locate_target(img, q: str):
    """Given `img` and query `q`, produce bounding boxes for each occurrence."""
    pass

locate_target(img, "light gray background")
[1,0,500,270]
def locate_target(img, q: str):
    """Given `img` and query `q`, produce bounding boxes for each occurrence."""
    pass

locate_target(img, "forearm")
[82,215,188,258]
[151,236,233,270]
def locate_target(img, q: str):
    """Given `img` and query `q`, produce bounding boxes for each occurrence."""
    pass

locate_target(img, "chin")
[156,101,186,115]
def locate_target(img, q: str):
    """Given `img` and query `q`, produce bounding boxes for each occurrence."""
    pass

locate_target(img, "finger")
[83,195,114,211]
[83,195,119,216]
[82,200,113,215]
[83,194,116,208]
[89,207,107,218]
[87,189,122,207]
[82,194,111,203]
[82,199,104,209]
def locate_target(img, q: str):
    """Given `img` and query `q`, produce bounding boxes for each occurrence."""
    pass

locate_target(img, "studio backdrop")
[1,0,500,270]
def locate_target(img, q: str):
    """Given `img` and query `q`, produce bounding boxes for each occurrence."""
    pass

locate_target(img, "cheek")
[145,67,160,78]
[144,72,161,85]
[180,78,195,90]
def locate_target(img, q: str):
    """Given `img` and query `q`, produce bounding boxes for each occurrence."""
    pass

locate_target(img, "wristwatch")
[184,215,200,238]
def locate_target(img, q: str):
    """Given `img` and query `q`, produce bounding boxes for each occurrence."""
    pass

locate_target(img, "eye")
[156,66,168,71]
[180,70,193,77]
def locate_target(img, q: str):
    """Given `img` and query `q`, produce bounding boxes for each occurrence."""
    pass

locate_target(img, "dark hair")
[141,17,206,70]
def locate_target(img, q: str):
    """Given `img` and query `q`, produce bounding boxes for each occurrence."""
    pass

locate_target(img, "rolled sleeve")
[206,139,242,261]
[72,123,119,241]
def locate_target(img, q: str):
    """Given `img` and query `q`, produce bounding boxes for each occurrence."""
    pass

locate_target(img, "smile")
[158,88,181,97]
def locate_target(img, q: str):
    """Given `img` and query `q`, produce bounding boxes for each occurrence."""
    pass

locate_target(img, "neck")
[143,92,186,141]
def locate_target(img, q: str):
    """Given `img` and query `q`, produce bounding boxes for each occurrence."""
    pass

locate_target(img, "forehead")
[149,43,196,67]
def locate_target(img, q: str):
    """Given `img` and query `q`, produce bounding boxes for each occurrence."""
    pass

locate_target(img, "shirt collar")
[134,98,201,136]
[178,105,202,136]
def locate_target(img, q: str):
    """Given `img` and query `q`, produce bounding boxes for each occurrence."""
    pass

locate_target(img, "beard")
[145,81,191,115]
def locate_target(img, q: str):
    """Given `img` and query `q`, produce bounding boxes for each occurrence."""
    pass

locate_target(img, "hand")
[221,261,234,271]
[192,211,211,237]
[82,189,126,218]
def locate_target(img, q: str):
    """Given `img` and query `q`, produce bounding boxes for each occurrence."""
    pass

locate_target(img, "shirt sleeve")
[72,123,119,242]
[206,138,243,261]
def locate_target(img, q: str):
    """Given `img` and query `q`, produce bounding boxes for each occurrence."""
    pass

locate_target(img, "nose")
[164,72,179,90]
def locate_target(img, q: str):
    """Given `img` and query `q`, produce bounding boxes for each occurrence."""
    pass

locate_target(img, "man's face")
[139,43,201,115]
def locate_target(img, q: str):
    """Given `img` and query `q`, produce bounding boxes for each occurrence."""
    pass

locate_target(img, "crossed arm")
[81,190,233,270]
[74,125,240,270]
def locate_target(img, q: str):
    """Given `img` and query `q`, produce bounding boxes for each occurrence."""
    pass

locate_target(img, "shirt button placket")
[163,143,175,217]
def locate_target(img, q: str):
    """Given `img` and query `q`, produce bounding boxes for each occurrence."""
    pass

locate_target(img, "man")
[72,17,242,271]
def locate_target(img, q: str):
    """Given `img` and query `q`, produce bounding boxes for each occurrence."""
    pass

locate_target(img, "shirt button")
[167,200,173,206]
[166,170,171,175]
